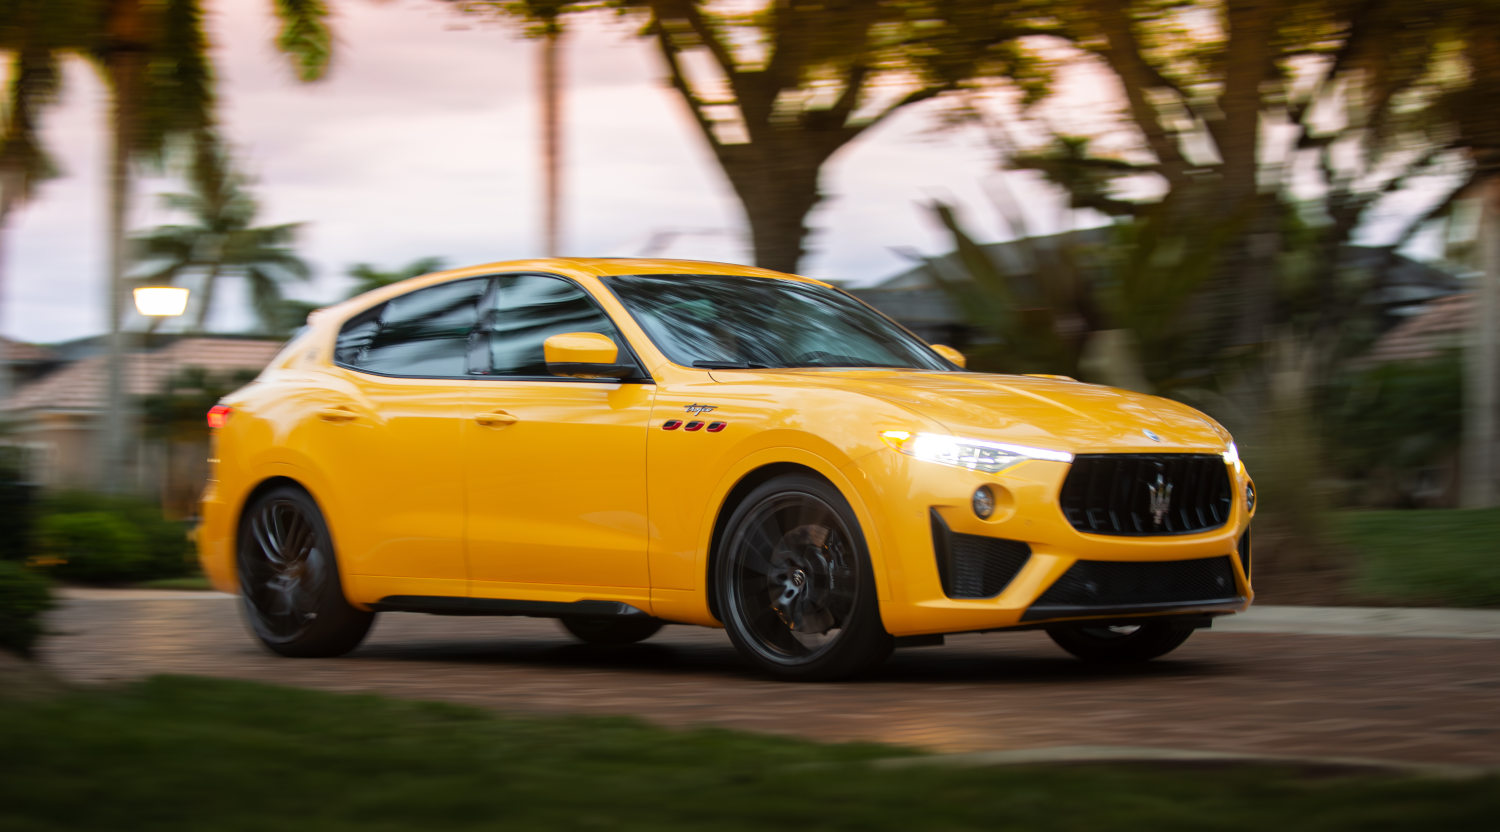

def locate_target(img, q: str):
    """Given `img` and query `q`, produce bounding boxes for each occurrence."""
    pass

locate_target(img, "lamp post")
[130,286,189,496]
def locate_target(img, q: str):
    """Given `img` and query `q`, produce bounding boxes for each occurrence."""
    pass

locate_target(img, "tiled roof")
[2,337,283,413]
[1,337,56,363]
[1364,293,1472,364]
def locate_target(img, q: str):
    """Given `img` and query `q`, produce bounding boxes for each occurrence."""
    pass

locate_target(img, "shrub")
[0,447,36,562]
[0,560,53,656]
[36,512,150,584]
[39,492,195,581]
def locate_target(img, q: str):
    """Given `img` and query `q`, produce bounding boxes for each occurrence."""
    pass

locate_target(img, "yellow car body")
[200,258,1254,678]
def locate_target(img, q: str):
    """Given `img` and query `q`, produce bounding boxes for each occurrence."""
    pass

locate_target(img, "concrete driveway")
[37,591,1500,767]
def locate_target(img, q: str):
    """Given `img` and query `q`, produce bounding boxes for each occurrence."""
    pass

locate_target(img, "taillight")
[207,405,232,429]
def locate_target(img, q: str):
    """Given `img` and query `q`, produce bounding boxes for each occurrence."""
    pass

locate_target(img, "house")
[1,336,283,506]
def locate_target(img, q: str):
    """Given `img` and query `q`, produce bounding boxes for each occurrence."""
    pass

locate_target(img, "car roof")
[305,257,833,330]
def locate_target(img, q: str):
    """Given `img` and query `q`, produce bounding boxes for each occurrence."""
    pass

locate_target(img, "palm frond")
[273,0,334,82]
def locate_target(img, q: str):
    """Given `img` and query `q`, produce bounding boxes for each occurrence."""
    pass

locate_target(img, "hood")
[711,369,1228,454]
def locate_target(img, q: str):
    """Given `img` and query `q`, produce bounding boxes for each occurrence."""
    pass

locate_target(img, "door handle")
[316,406,359,423]
[474,410,518,428]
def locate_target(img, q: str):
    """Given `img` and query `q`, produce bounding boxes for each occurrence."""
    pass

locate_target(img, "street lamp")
[133,286,190,318]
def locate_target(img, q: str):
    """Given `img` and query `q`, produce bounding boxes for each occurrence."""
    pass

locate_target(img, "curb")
[868,746,1495,780]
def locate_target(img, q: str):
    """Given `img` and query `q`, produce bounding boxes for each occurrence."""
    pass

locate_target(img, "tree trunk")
[192,261,223,332]
[540,26,563,257]
[722,145,823,274]
[0,180,20,419]
[1463,177,1500,507]
[102,0,148,494]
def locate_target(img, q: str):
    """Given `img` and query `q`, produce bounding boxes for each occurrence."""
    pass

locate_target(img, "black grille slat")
[1029,556,1239,612]
[1059,453,1232,536]
[931,512,1031,599]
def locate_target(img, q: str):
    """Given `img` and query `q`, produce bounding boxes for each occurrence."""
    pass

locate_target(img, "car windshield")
[606,273,953,371]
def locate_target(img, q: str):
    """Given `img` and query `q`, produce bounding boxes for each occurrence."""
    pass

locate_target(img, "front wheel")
[715,474,892,681]
[1045,620,1194,663]
[237,485,373,658]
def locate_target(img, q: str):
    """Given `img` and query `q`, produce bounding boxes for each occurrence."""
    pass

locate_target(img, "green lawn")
[1332,508,1500,608]
[1,675,1495,831]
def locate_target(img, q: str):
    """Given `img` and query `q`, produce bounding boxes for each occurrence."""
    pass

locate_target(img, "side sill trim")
[371,595,652,619]
[1020,597,1246,623]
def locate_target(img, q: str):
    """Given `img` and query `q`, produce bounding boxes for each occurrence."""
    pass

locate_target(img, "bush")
[39,492,195,581]
[0,560,53,656]
[36,512,149,584]
[0,447,36,562]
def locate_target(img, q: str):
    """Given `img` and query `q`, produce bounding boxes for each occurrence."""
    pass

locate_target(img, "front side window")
[480,274,627,377]
[607,274,952,371]
[335,278,488,376]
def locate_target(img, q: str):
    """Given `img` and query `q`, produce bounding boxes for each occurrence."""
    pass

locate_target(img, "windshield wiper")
[692,360,769,369]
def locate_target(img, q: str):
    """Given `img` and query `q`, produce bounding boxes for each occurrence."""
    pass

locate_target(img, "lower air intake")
[931,511,1030,599]
[1022,555,1240,620]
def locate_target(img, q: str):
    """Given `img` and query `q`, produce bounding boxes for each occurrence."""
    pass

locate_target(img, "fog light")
[972,485,995,519]
[1245,480,1256,512]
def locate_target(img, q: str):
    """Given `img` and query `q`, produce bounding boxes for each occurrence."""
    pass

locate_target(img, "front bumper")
[850,450,1255,637]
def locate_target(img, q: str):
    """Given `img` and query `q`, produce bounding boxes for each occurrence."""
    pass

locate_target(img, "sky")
[2,0,1066,344]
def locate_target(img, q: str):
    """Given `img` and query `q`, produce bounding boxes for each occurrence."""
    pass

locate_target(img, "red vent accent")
[706,422,726,432]
[662,420,682,430]
[684,421,705,431]
[207,405,232,430]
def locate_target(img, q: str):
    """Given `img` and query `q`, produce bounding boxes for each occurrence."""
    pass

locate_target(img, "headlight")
[1223,441,1239,467]
[880,431,1073,473]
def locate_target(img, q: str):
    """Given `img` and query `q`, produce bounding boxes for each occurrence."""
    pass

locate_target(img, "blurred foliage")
[131,132,312,335]
[1334,508,1500,607]
[345,256,448,300]
[35,511,149,584]
[453,0,1072,272]
[36,492,195,583]
[0,559,52,656]
[1322,350,1465,507]
[0,445,36,562]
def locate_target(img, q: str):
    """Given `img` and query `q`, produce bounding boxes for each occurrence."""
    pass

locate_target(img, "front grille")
[931,511,1030,599]
[1027,556,1238,618]
[1059,454,1232,535]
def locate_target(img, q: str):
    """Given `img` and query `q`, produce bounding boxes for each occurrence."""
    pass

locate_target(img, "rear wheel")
[559,616,664,645]
[1045,620,1194,663]
[237,485,373,657]
[716,474,892,681]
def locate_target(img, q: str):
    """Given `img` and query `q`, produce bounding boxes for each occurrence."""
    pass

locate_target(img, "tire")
[1045,620,1195,663]
[559,616,664,645]
[237,485,373,658]
[715,473,893,681]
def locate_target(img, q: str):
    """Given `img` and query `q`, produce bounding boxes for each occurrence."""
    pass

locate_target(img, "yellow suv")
[199,258,1254,680]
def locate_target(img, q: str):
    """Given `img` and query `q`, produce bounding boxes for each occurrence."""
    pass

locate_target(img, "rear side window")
[481,274,625,377]
[335,278,488,376]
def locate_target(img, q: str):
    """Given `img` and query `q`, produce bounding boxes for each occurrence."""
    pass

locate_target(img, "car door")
[309,277,490,601]
[462,273,655,601]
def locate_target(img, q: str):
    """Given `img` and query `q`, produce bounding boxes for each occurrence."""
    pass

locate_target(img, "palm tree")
[133,134,312,334]
[344,256,447,299]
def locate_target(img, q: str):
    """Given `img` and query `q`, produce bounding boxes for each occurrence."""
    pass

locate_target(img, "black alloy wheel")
[716,474,892,681]
[1045,620,1195,663]
[237,485,373,657]
[559,616,664,645]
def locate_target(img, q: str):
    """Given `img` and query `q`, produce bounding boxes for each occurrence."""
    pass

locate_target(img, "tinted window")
[607,274,951,371]
[335,278,488,376]
[481,274,625,377]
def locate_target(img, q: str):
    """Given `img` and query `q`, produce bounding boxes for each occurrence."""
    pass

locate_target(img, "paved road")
[37,593,1500,767]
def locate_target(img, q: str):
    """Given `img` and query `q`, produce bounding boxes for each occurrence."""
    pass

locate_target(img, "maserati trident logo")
[684,403,717,415]
[1147,471,1174,527]
[1143,429,1162,443]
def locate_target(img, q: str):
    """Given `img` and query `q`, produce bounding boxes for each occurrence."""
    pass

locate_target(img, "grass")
[1,675,1496,831]
[1332,508,1500,608]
